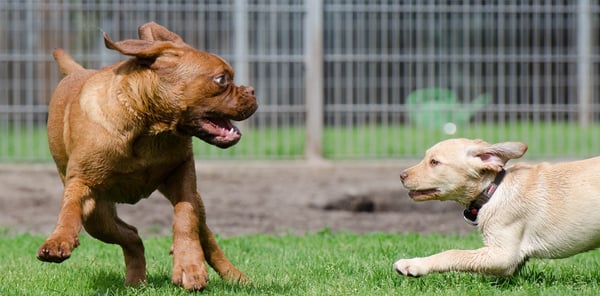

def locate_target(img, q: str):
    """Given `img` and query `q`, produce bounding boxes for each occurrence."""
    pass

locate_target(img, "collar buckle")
[463,211,480,226]
[463,169,506,226]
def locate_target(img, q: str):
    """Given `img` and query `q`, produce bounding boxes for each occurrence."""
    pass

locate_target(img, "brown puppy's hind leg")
[168,193,248,290]
[196,198,248,284]
[160,159,247,291]
[160,160,209,291]
[83,200,146,285]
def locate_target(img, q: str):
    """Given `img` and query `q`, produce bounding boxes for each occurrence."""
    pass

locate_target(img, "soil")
[0,161,472,237]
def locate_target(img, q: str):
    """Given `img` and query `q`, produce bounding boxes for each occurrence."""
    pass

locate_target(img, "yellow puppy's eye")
[430,159,441,166]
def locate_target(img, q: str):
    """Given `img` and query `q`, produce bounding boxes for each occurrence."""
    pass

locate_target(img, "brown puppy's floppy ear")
[104,32,178,59]
[137,22,184,44]
[468,140,528,172]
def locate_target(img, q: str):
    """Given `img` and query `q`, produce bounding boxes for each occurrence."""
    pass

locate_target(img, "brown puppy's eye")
[430,159,440,167]
[214,75,228,86]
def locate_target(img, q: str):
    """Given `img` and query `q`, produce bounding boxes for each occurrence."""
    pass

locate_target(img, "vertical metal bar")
[234,0,250,137]
[234,0,249,86]
[577,0,592,127]
[304,0,323,161]
[26,0,35,160]
[343,7,353,158]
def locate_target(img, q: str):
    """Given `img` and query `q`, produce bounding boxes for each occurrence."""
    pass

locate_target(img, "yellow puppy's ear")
[469,141,528,172]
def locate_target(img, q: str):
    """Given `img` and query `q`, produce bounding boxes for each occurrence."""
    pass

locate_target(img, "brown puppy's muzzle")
[231,85,258,121]
[178,85,258,149]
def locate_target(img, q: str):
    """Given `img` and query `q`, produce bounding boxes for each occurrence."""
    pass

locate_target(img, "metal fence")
[1,0,599,162]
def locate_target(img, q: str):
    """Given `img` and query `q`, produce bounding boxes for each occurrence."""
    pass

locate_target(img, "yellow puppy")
[395,138,600,277]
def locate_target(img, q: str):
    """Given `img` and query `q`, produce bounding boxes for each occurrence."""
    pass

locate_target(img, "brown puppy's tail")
[53,48,85,75]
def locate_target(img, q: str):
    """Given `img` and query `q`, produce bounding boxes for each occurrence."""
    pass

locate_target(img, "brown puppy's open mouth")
[200,118,241,148]
[408,189,440,201]
[186,117,242,148]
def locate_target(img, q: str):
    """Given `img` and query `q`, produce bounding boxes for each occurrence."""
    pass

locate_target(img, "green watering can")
[406,88,490,129]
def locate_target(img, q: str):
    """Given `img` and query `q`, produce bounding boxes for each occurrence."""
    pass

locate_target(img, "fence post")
[234,0,250,133]
[578,0,593,127]
[234,0,249,86]
[304,0,324,161]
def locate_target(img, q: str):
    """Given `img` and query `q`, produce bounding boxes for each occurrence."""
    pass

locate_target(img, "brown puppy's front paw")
[220,268,250,285]
[172,262,209,291]
[37,236,80,263]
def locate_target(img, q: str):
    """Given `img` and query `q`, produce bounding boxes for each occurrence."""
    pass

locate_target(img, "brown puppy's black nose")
[400,171,408,182]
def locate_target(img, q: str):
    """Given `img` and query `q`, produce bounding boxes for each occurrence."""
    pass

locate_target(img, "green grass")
[2,230,600,295]
[3,121,600,161]
[197,121,600,160]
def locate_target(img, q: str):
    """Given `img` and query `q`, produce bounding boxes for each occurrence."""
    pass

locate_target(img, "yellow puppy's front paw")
[393,258,428,277]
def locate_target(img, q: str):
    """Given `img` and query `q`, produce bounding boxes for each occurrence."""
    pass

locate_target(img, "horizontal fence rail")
[0,0,599,162]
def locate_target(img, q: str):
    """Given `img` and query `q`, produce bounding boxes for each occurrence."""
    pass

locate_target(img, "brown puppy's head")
[104,22,258,148]
[399,138,527,206]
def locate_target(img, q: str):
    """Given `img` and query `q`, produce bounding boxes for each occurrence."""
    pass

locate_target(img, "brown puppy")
[37,22,257,291]
[394,138,600,278]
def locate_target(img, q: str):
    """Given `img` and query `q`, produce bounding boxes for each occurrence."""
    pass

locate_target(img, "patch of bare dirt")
[0,161,472,237]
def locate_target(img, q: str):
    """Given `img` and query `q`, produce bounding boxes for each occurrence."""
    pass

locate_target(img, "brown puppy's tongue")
[201,118,236,134]
[199,118,242,144]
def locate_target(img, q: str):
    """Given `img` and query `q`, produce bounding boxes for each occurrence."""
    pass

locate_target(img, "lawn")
[3,121,599,162]
[194,121,600,160]
[2,230,600,295]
